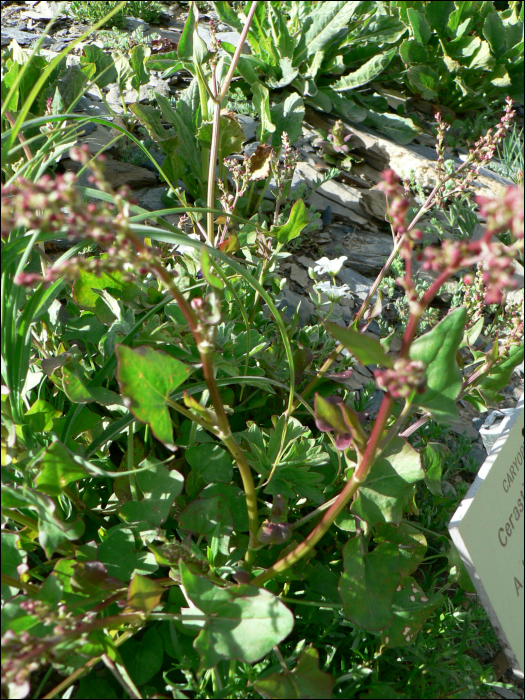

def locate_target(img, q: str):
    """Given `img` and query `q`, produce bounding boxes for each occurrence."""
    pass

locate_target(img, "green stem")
[128,421,138,500]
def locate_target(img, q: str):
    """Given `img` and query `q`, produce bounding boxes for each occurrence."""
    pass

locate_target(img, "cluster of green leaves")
[1,3,524,699]
[66,1,163,29]
[212,0,523,144]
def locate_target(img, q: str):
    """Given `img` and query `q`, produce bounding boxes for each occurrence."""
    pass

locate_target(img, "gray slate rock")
[337,266,376,302]
[1,26,52,46]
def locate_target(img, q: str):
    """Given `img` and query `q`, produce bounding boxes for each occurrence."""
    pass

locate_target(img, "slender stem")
[251,395,394,586]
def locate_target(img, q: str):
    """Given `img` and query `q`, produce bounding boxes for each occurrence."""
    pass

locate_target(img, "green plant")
[66,1,163,29]
[2,3,524,699]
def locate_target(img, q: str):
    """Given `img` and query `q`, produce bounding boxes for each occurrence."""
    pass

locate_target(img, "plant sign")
[449,396,524,673]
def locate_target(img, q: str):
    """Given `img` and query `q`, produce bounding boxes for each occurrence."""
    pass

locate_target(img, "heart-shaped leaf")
[180,561,294,668]
[119,458,184,527]
[117,345,193,449]
[380,577,443,648]
[409,307,466,423]
[253,646,334,699]
[339,535,399,630]
[269,199,308,244]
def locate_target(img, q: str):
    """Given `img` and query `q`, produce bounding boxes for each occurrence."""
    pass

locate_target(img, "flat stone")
[318,224,394,276]
[275,288,315,328]
[63,155,157,189]
[336,266,375,301]
[21,1,67,19]
[73,123,118,154]
[106,76,170,106]
[289,263,311,288]
[137,186,167,212]
[450,422,479,440]
[1,27,53,46]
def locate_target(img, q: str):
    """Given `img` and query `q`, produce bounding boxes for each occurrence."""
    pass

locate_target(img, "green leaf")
[35,441,87,496]
[2,486,84,558]
[126,573,165,614]
[180,561,294,668]
[363,110,421,145]
[409,308,466,423]
[483,12,506,58]
[72,265,139,325]
[25,399,61,432]
[447,541,475,592]
[294,1,363,65]
[178,495,234,538]
[406,65,439,100]
[63,313,107,346]
[213,1,243,32]
[130,44,150,91]
[373,522,427,578]
[407,8,431,45]
[117,345,193,450]
[420,442,448,496]
[331,49,396,91]
[200,483,250,532]
[399,39,429,64]
[266,57,299,89]
[80,45,117,88]
[119,626,163,686]
[351,438,424,526]
[1,532,26,602]
[201,247,224,290]
[270,93,305,147]
[477,343,524,403]
[196,113,246,157]
[128,102,179,151]
[424,1,454,38]
[269,199,309,244]
[253,646,334,699]
[380,576,443,648]
[62,366,123,407]
[339,536,399,630]
[325,322,393,367]
[98,525,158,581]
[119,458,184,527]
[178,3,197,60]
[186,443,233,483]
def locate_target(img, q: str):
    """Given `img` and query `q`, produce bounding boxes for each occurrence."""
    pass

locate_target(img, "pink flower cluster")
[374,358,427,399]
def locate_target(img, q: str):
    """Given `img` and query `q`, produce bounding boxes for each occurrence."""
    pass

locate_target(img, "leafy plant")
[66,0,163,29]
[1,2,524,699]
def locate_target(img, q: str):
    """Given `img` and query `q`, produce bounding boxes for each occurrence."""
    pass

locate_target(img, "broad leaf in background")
[196,112,246,157]
[72,264,139,325]
[1,532,27,602]
[373,522,427,578]
[351,438,424,526]
[118,626,164,687]
[420,442,449,496]
[270,199,309,244]
[178,495,234,540]
[339,535,399,630]
[35,440,87,496]
[293,1,363,65]
[98,525,158,581]
[270,93,305,147]
[325,322,393,367]
[253,646,334,699]
[477,343,524,403]
[185,443,233,483]
[119,458,184,527]
[409,307,466,423]
[117,345,193,449]
[180,561,294,668]
[125,573,164,614]
[252,81,276,143]
[380,576,443,648]
[332,48,396,91]
[1,486,84,558]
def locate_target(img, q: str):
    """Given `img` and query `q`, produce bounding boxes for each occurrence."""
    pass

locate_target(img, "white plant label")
[449,399,524,672]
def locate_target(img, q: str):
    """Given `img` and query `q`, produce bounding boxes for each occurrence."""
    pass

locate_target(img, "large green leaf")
[338,536,399,630]
[35,441,87,497]
[373,522,427,578]
[380,576,443,648]
[331,49,396,91]
[178,495,233,538]
[477,343,524,404]
[294,1,364,65]
[325,322,393,367]
[363,110,421,145]
[1,532,26,602]
[130,44,150,91]
[119,626,163,686]
[180,561,294,668]
[196,113,246,157]
[80,45,117,88]
[117,345,193,450]
[72,265,139,325]
[408,307,466,423]
[406,65,439,100]
[407,8,431,45]
[351,438,424,526]
[253,647,334,699]
[119,458,184,527]
[252,82,276,143]
[270,93,305,147]
[213,1,244,32]
[200,483,250,532]
[269,200,309,244]
[98,525,158,581]
[186,443,233,483]
[483,12,506,58]
[62,366,123,407]
[128,103,179,151]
